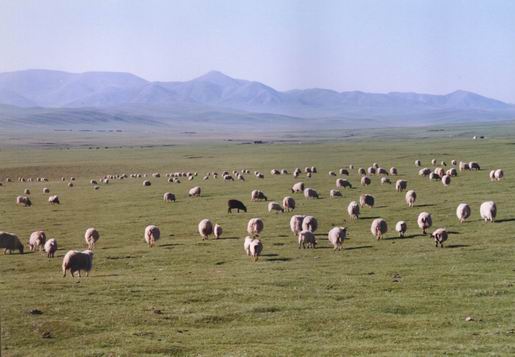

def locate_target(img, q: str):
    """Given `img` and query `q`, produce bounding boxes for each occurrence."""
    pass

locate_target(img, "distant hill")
[0,69,513,130]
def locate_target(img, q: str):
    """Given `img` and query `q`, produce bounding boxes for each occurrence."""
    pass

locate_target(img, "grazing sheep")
[429,172,440,181]
[395,221,407,237]
[223,175,234,181]
[336,178,352,189]
[214,224,223,239]
[144,225,160,247]
[303,188,319,199]
[48,195,60,205]
[415,160,421,167]
[456,203,471,223]
[419,168,431,176]
[302,216,318,233]
[447,168,458,177]
[367,167,376,175]
[280,169,288,175]
[251,190,268,201]
[298,230,317,249]
[329,171,337,176]
[480,201,497,223]
[339,168,349,175]
[347,201,360,219]
[330,189,342,198]
[390,167,398,175]
[268,201,284,213]
[417,212,432,234]
[431,159,437,166]
[62,250,94,277]
[358,168,366,176]
[469,161,480,170]
[306,172,312,178]
[198,219,214,240]
[227,199,247,213]
[434,167,445,177]
[381,177,391,185]
[16,195,32,207]
[188,186,201,197]
[359,194,375,208]
[44,239,57,258]
[361,176,371,186]
[247,218,264,237]
[243,236,253,256]
[282,196,295,212]
[249,239,263,261]
[84,228,100,249]
[290,215,305,236]
[43,187,50,193]
[489,170,496,181]
[395,180,407,192]
[370,218,387,240]
[142,180,151,186]
[163,192,176,202]
[431,228,448,248]
[441,175,451,186]
[348,164,354,169]
[0,232,24,254]
[327,227,346,251]
[90,180,98,185]
[405,190,417,207]
[494,169,504,181]
[451,160,457,165]
[291,182,305,193]
[68,182,74,188]
[459,161,470,171]
[28,231,46,251]
[377,168,388,175]
[24,188,30,195]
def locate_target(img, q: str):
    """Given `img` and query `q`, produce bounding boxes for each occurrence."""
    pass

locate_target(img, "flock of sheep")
[0,158,503,277]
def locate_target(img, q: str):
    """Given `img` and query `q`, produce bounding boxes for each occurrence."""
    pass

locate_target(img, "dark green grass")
[0,136,514,356]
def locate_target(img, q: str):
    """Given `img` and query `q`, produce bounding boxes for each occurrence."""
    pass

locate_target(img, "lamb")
[244,236,253,256]
[431,228,448,248]
[441,175,451,186]
[456,203,471,223]
[163,192,176,202]
[290,215,305,236]
[395,221,407,237]
[227,199,247,213]
[16,195,32,207]
[405,190,416,207]
[395,180,407,192]
[417,212,432,234]
[302,216,318,233]
[330,189,342,198]
[347,201,360,219]
[62,250,94,277]
[214,224,223,239]
[28,231,46,251]
[249,239,263,261]
[44,239,57,258]
[298,230,317,249]
[251,190,268,201]
[370,218,387,240]
[0,232,24,254]
[327,227,346,251]
[282,196,295,212]
[291,182,305,193]
[198,219,214,240]
[361,176,371,186]
[303,188,319,199]
[268,201,284,213]
[84,228,100,249]
[188,186,201,197]
[48,195,60,204]
[480,201,496,223]
[144,225,160,247]
[247,218,264,237]
[359,194,375,208]
[336,178,352,189]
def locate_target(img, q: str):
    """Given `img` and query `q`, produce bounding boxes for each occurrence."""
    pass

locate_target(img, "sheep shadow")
[446,244,469,249]
[345,245,373,250]
[262,253,279,257]
[265,257,292,262]
[217,236,239,240]
[159,243,182,247]
[360,216,381,220]
[447,231,461,235]
[415,204,436,208]
[384,234,421,240]
[495,218,515,223]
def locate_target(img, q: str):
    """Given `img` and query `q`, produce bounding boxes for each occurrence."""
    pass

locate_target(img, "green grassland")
[0,131,514,356]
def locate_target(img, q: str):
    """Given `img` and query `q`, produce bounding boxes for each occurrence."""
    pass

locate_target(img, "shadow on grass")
[385,234,424,240]
[360,216,380,220]
[415,204,436,208]
[217,236,239,240]
[345,245,373,250]
[160,243,182,247]
[266,257,292,262]
[262,253,279,257]
[496,218,515,223]
[446,244,469,249]
[447,231,461,235]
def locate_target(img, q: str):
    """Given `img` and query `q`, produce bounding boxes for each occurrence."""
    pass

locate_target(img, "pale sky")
[1,0,514,102]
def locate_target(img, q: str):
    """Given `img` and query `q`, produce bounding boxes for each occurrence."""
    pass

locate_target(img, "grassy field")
[0,132,514,356]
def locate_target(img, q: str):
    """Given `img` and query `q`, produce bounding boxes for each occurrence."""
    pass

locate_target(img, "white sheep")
[302,216,318,233]
[359,194,375,208]
[214,224,223,239]
[347,201,360,219]
[441,175,451,186]
[298,230,317,249]
[268,201,284,213]
[327,227,346,251]
[44,239,57,258]
[62,250,94,277]
[417,212,432,234]
[188,186,201,197]
[247,218,264,237]
[405,190,416,207]
[290,215,305,236]
[198,219,214,240]
[291,182,304,193]
[480,201,496,223]
[249,239,263,261]
[456,203,471,223]
[395,180,407,192]
[370,218,387,240]
[84,228,100,249]
[303,188,319,199]
[28,231,46,251]
[144,225,160,247]
[395,221,407,237]
[361,176,371,186]
[330,189,342,198]
[163,192,176,202]
[431,228,448,248]
[282,196,295,212]
[336,178,352,189]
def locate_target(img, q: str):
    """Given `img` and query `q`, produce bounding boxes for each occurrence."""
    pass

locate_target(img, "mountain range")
[0,69,514,130]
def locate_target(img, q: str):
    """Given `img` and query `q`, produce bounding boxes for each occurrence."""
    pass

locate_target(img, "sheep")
[244,236,253,256]
[291,182,305,193]
[447,168,458,177]
[480,201,496,223]
[62,250,94,277]
[358,168,366,176]
[84,228,100,249]
[16,195,32,207]
[44,239,57,258]
[347,201,360,219]
[330,189,342,198]
[251,189,268,201]
[417,212,432,234]
[247,218,264,237]
[370,218,387,240]
[282,196,295,212]
[415,160,421,167]
[441,175,451,186]
[188,186,201,197]
[377,167,388,175]
[298,230,317,249]
[293,168,301,178]
[431,228,448,248]
[405,190,417,207]
[24,188,30,195]
[290,215,305,236]
[339,168,349,175]
[419,168,431,176]
[469,161,480,170]
[43,187,50,193]
[361,176,371,186]
[456,203,471,223]
[142,180,151,186]
[434,167,445,177]
[306,172,312,178]
[494,169,504,181]
[489,170,496,181]
[451,160,457,165]
[68,182,74,187]
[48,195,60,204]
[429,172,440,181]
[280,169,288,175]
[0,232,24,254]
[367,167,376,175]
[268,201,284,213]
[381,177,391,185]
[336,178,352,189]
[311,166,317,173]
[395,221,407,237]
[302,216,318,233]
[227,199,247,213]
[431,159,437,166]
[329,171,337,176]
[327,227,346,251]
[256,172,264,179]
[163,192,176,202]
[223,175,234,181]
[390,167,398,175]
[28,231,46,251]
[395,180,407,192]
[359,194,375,208]
[303,188,319,199]
[214,224,223,239]
[348,164,354,169]
[249,239,263,261]
[459,161,470,171]
[90,179,98,185]
[198,219,214,240]
[144,225,160,247]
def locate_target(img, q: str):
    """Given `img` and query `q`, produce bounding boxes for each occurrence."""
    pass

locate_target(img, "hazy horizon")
[1,0,514,102]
